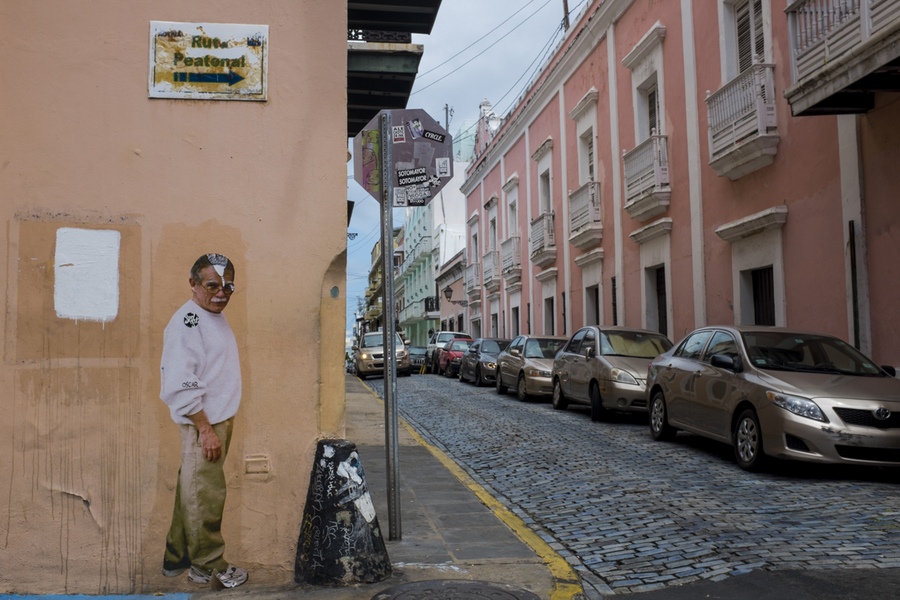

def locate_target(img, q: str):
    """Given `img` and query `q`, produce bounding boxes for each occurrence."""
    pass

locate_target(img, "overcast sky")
[345,0,588,343]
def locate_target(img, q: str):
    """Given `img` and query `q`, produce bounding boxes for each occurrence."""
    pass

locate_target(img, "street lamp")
[443,285,468,307]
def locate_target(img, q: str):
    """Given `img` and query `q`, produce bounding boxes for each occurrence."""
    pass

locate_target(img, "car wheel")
[516,374,530,402]
[734,408,766,472]
[551,378,568,410]
[496,372,508,395]
[590,382,607,422]
[474,365,484,387]
[649,391,676,441]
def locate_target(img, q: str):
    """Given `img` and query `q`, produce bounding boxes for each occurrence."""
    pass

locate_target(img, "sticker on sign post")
[392,126,406,144]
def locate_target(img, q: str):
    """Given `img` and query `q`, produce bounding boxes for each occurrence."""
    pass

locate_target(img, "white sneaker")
[188,566,212,584]
[215,564,248,588]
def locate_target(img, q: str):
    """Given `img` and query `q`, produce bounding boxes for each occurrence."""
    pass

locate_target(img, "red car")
[437,338,473,377]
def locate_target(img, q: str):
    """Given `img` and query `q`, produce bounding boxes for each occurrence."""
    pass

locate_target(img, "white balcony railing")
[568,181,604,250]
[482,250,499,281]
[705,62,779,179]
[465,262,481,298]
[530,212,555,256]
[623,133,669,204]
[622,133,671,221]
[500,236,521,272]
[399,301,426,324]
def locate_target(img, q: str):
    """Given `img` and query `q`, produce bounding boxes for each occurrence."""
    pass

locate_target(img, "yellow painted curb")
[358,378,584,600]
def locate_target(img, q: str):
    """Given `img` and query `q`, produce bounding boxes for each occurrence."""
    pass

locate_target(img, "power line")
[410,0,554,97]
[416,0,542,80]
[494,22,563,115]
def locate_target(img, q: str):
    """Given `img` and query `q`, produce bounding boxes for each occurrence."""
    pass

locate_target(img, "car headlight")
[767,391,827,422]
[361,353,368,360]
[482,362,496,370]
[610,368,638,385]
[397,350,407,357]
[525,368,551,377]
[451,356,461,362]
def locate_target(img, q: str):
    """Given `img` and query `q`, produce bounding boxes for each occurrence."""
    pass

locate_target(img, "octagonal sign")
[353,109,454,207]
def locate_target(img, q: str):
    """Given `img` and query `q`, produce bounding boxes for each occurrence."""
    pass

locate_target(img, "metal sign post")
[353,109,453,542]
[379,111,402,541]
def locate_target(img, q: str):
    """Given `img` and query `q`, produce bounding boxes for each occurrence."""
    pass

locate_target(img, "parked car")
[353,331,411,379]
[459,338,512,386]
[426,331,473,374]
[646,325,900,471]
[408,346,427,373]
[437,338,473,377]
[552,326,672,420]
[496,335,568,401]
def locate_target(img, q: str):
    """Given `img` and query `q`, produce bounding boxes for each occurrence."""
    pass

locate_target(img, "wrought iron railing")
[348,29,412,43]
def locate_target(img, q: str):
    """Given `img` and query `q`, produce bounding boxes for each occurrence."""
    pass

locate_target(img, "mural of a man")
[159,253,248,588]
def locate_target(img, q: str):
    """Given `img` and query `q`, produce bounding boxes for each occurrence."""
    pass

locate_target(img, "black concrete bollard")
[295,439,391,585]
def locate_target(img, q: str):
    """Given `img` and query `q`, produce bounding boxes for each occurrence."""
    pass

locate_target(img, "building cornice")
[531,137,554,162]
[568,87,599,122]
[502,172,519,194]
[715,206,788,243]
[629,217,673,245]
[505,282,523,294]
[467,210,480,227]
[462,0,637,192]
[574,247,605,268]
[484,193,499,211]
[621,21,666,70]
[535,267,559,283]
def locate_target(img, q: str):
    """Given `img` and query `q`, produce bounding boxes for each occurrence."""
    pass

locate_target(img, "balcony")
[465,262,481,300]
[623,133,670,222]
[567,181,603,250]
[706,62,779,180]
[482,250,501,293]
[500,236,522,284]
[399,300,426,325]
[399,235,433,275]
[785,0,900,116]
[424,295,441,318]
[530,212,557,268]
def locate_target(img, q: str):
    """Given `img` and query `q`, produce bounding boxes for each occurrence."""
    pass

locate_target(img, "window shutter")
[737,0,764,73]
[647,85,659,135]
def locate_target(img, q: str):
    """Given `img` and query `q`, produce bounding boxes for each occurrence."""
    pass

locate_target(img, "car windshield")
[449,340,471,351]
[741,331,886,377]
[599,331,672,358]
[481,340,510,354]
[409,346,426,356]
[525,339,565,359]
[362,333,403,348]
[438,333,459,343]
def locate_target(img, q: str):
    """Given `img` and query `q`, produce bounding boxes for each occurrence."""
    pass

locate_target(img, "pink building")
[460,0,900,364]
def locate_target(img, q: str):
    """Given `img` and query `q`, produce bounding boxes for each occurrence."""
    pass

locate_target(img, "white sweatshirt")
[160,299,242,426]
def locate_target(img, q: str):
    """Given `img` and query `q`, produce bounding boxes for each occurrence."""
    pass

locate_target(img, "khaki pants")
[163,418,234,575]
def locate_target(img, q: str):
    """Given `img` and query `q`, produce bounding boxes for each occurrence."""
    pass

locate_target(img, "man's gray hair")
[190,253,235,283]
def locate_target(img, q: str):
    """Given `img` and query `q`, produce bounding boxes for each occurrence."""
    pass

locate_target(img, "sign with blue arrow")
[149,21,268,101]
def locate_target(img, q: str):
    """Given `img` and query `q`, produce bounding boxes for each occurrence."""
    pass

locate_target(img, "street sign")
[148,21,268,101]
[353,109,453,207]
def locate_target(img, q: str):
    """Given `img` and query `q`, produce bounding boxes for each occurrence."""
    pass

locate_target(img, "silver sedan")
[647,326,900,471]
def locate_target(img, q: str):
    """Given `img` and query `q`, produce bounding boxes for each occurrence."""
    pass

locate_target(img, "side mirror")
[510,348,520,357]
[881,365,897,377]
[711,354,741,372]
[583,346,595,360]
[351,345,358,351]
[404,339,411,346]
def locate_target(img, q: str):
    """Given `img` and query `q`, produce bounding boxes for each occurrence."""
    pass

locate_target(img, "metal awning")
[348,0,443,35]
[346,1,442,137]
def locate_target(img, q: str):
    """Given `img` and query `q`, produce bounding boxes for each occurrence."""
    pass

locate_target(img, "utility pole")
[562,0,570,30]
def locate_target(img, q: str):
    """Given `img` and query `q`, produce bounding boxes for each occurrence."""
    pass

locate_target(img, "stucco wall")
[0,1,347,593]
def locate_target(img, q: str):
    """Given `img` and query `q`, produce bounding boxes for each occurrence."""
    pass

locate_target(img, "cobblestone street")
[371,374,900,596]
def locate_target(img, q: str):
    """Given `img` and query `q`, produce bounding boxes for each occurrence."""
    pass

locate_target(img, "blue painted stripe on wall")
[1,596,192,600]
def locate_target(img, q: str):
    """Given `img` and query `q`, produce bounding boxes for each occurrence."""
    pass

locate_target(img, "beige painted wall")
[0,1,347,593]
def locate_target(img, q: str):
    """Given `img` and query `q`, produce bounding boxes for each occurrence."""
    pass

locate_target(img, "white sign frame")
[149,21,268,101]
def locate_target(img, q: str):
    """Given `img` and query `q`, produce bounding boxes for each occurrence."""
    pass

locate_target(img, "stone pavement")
[377,373,900,598]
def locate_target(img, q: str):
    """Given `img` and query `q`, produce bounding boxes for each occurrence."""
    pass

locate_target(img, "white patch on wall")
[54,228,121,323]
